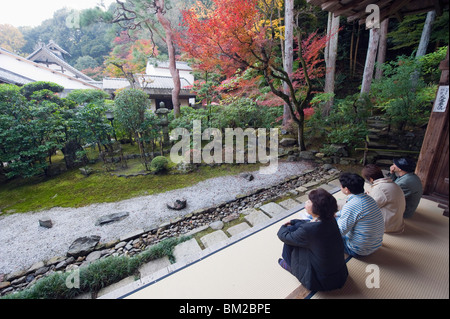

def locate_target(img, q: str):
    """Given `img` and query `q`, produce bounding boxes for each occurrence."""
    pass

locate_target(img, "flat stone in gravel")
[259,202,287,217]
[95,212,129,226]
[67,236,101,258]
[200,231,228,248]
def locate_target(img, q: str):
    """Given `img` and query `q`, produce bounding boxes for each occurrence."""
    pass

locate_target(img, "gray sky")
[0,0,116,28]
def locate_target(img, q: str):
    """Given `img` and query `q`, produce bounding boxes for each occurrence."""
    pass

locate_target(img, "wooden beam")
[334,0,371,16]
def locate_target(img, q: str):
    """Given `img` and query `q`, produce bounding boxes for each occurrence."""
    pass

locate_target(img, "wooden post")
[375,18,389,80]
[323,12,340,116]
[283,0,294,127]
[360,27,380,95]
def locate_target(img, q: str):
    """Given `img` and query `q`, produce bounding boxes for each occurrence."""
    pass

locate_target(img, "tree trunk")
[324,12,340,116]
[62,140,87,169]
[155,0,181,118]
[416,10,436,58]
[361,28,380,95]
[412,10,436,89]
[375,18,389,80]
[282,0,294,127]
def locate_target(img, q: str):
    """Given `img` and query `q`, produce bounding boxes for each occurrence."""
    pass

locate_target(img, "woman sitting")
[277,188,348,292]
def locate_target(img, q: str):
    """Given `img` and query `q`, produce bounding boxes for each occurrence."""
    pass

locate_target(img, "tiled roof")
[0,48,101,91]
[27,45,94,82]
[0,67,34,85]
[103,75,193,91]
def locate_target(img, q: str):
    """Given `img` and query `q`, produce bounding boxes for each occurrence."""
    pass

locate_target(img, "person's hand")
[390,164,396,175]
[284,222,291,227]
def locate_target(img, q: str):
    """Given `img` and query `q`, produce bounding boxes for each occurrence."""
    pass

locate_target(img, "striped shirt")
[336,193,385,256]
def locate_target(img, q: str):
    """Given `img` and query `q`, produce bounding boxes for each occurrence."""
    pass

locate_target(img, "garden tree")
[370,55,431,131]
[0,83,68,178]
[104,31,159,88]
[179,0,328,150]
[111,0,190,118]
[114,88,160,170]
[0,24,26,53]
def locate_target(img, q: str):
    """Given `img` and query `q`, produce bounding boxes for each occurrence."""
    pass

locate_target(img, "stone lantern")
[156,103,170,148]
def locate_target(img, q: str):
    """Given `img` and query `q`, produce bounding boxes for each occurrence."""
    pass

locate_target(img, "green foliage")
[0,84,114,179]
[169,98,282,133]
[114,89,151,133]
[371,55,431,129]
[389,11,449,51]
[307,93,371,154]
[114,89,160,170]
[418,46,448,84]
[66,89,110,105]
[0,84,68,178]
[151,156,169,173]
[20,81,64,100]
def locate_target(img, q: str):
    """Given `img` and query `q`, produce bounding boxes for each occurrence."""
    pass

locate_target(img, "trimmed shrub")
[151,156,169,173]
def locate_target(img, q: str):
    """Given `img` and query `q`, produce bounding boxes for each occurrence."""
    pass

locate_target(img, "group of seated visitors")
[277,158,423,292]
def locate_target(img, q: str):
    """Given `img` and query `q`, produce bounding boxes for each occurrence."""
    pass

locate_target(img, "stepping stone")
[226,223,251,237]
[241,208,259,215]
[173,238,202,263]
[302,180,320,188]
[138,256,171,278]
[317,183,337,192]
[328,179,341,188]
[259,202,287,217]
[200,231,229,248]
[279,199,301,210]
[245,211,270,226]
[295,194,309,203]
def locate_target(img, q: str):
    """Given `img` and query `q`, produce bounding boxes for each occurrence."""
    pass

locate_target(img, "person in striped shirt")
[336,173,385,257]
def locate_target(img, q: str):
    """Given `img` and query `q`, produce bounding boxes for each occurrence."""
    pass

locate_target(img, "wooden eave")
[307,0,449,24]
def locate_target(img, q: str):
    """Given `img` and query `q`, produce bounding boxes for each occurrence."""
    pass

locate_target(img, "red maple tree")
[178,0,329,150]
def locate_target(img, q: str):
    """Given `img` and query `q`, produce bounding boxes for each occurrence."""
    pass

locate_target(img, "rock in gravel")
[39,218,53,229]
[95,212,129,226]
[167,199,187,210]
[67,236,101,258]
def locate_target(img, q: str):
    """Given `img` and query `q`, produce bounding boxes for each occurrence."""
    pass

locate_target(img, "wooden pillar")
[323,12,340,116]
[360,27,380,95]
[416,49,449,199]
[375,18,389,80]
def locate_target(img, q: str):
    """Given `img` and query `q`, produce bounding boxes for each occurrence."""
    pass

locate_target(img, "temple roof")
[27,41,94,82]
[0,48,101,91]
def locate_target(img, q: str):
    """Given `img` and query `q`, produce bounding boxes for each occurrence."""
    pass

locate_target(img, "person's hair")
[308,188,338,221]
[339,172,365,195]
[362,164,384,181]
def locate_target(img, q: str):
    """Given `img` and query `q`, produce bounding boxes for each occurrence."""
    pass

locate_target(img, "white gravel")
[0,161,314,275]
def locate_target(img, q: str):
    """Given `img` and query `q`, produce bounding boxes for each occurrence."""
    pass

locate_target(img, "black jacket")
[277,219,348,292]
